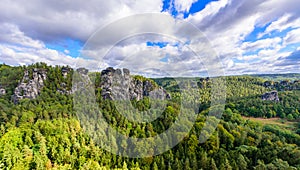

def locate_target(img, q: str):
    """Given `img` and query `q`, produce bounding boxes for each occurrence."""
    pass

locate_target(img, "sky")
[0,0,300,76]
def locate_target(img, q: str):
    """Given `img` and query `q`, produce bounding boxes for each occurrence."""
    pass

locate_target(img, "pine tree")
[173,158,181,169]
[184,158,191,170]
[219,158,232,170]
[210,158,218,170]
[152,162,158,170]
[122,161,128,170]
[237,154,247,170]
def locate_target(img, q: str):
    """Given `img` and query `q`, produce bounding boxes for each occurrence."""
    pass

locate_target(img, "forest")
[0,63,299,169]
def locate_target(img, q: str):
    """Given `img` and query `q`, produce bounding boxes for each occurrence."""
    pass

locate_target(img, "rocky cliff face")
[57,67,73,95]
[100,67,170,101]
[57,67,87,95]
[262,91,279,102]
[12,68,47,103]
[11,66,170,103]
[71,68,90,94]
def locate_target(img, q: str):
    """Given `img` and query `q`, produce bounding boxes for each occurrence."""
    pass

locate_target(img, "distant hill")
[250,73,300,81]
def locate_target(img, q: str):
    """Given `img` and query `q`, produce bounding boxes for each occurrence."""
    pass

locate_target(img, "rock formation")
[57,67,73,95]
[12,68,47,103]
[100,67,170,101]
[58,67,89,95]
[71,67,90,94]
[11,66,170,103]
[280,80,290,86]
[57,82,72,95]
[262,91,279,102]
[263,80,300,91]
[197,77,211,89]
[61,67,71,78]
[77,68,89,75]
[263,81,275,88]
[0,87,5,96]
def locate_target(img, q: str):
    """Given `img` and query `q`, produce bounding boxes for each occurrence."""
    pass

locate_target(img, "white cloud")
[173,0,197,13]
[237,55,259,61]
[75,13,223,77]
[241,37,282,52]
[0,0,163,42]
[0,23,98,69]
[0,23,44,49]
[283,28,300,46]
[187,0,230,24]
[1,0,300,76]
[258,14,300,38]
[0,0,165,74]
[185,0,300,75]
[64,49,70,54]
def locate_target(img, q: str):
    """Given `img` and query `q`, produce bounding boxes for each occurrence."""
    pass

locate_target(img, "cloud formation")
[187,0,300,75]
[0,0,300,76]
[0,0,162,42]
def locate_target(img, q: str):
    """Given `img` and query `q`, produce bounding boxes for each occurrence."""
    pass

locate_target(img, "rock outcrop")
[77,68,89,75]
[263,81,275,88]
[59,67,89,95]
[61,67,71,78]
[11,66,170,103]
[12,68,47,103]
[57,67,73,95]
[263,80,300,91]
[0,87,6,96]
[197,77,210,89]
[72,68,90,94]
[100,67,170,101]
[262,91,279,102]
[57,82,72,95]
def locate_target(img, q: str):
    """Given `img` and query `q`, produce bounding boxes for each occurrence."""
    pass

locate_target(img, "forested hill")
[0,63,300,169]
[252,73,300,81]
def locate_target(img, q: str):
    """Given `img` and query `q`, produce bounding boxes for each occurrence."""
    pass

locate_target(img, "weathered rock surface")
[263,81,275,88]
[0,87,6,96]
[72,68,91,94]
[12,68,47,103]
[57,67,73,95]
[262,91,279,102]
[263,80,300,91]
[197,77,210,89]
[61,67,71,78]
[100,67,170,101]
[11,66,170,103]
[58,67,89,95]
[57,82,72,95]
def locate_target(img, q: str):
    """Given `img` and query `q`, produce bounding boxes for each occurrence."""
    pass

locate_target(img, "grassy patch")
[242,116,298,131]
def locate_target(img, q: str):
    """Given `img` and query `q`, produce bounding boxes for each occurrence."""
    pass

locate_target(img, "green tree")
[219,158,232,170]
[287,114,294,120]
[237,153,247,170]
[209,158,218,170]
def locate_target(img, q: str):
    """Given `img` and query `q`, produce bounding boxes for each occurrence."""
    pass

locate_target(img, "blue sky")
[46,38,83,57]
[0,0,299,76]
[161,0,218,18]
